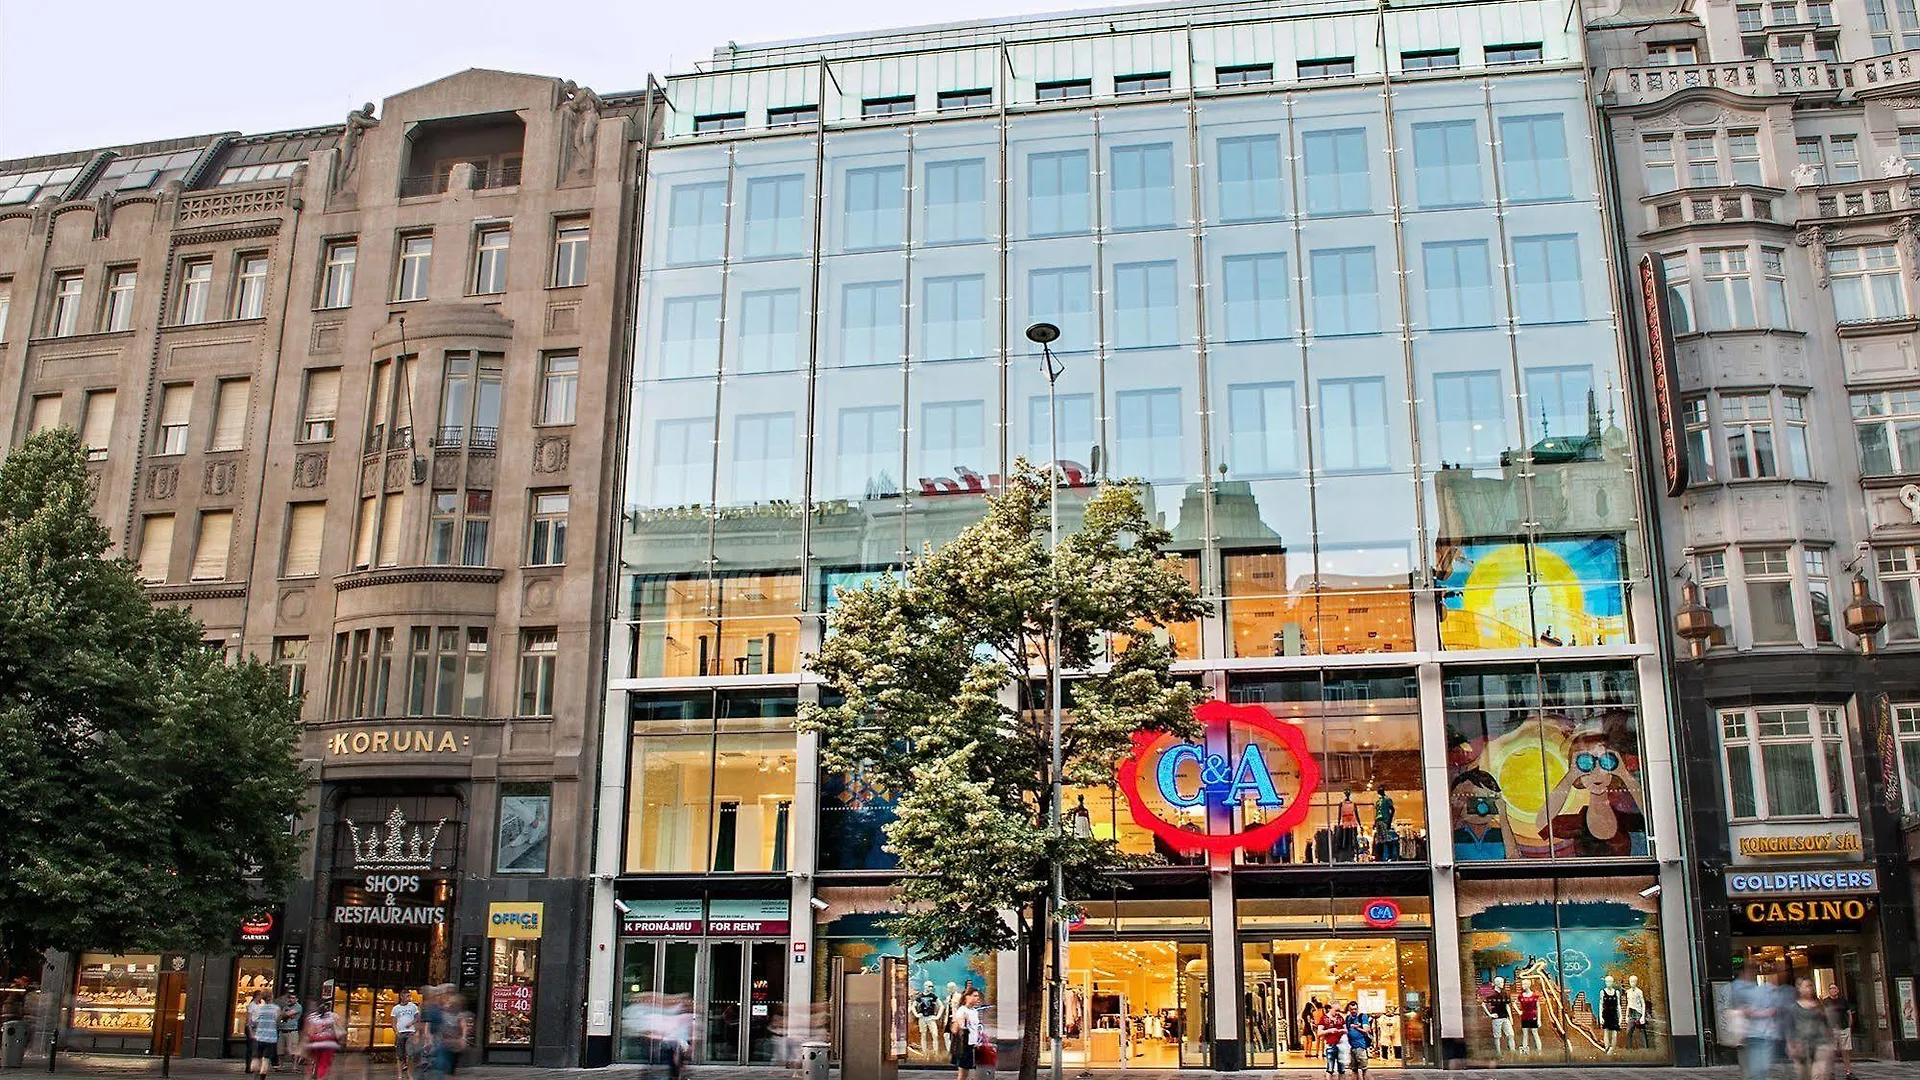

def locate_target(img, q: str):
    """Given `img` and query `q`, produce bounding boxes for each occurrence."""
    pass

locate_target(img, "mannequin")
[1336,787,1361,862]
[1516,978,1542,1055]
[1377,1006,1401,1060]
[1599,975,1623,1053]
[914,980,946,1056]
[1372,786,1397,861]
[1625,975,1649,1049]
[1070,795,1093,841]
[1484,977,1513,1056]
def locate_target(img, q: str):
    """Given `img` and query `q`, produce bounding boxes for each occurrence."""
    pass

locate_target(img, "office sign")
[487,902,544,939]
[619,898,704,936]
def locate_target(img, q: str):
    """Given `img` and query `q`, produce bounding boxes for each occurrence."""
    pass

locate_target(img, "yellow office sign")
[488,902,544,939]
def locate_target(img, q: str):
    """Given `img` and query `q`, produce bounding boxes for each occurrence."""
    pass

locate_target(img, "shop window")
[1457,877,1668,1062]
[1224,548,1414,657]
[1437,537,1630,650]
[487,939,538,1046]
[1238,921,1435,1068]
[625,692,798,874]
[229,955,276,1039]
[812,904,997,1068]
[628,571,802,678]
[73,954,166,1038]
[1444,664,1648,861]
[1719,706,1851,819]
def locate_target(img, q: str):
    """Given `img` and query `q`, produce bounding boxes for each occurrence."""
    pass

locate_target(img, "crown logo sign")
[348,806,447,871]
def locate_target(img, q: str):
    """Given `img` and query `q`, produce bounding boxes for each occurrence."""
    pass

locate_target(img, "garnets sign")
[1116,700,1320,855]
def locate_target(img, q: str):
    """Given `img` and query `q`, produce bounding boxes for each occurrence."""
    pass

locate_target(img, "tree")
[800,463,1207,1080]
[0,429,307,975]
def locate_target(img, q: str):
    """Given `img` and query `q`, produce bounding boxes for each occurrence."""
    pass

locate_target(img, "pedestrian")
[1731,970,1782,1080]
[1820,983,1855,1080]
[1318,1005,1349,1075]
[949,986,984,1080]
[1345,1002,1372,1079]
[247,993,281,1077]
[391,991,421,1080]
[1787,979,1833,1080]
[278,994,303,1073]
[302,999,343,1080]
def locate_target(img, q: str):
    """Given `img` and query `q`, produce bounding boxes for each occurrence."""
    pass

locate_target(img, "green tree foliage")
[0,429,306,974]
[800,463,1207,1080]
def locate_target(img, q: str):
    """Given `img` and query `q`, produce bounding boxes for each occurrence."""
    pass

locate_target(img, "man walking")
[1821,983,1855,1080]
[392,991,422,1080]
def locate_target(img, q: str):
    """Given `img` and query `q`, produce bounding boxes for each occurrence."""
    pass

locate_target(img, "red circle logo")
[1115,699,1322,856]
[1362,899,1402,928]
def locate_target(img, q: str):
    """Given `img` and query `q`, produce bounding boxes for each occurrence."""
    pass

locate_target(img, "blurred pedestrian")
[302,999,343,1080]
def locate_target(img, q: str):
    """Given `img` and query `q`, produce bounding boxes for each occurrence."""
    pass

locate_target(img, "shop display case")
[229,958,277,1038]
[72,955,159,1035]
[342,987,401,1051]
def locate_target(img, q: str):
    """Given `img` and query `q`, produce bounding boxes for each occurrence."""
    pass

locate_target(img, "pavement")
[17,1053,1920,1080]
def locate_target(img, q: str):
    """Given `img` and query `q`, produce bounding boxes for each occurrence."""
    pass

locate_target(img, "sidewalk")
[17,1054,1920,1080]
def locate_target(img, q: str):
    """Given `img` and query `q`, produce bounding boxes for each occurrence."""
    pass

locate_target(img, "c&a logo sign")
[1115,700,1321,855]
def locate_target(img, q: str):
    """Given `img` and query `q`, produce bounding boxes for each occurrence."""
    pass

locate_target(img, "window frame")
[1215,64,1275,86]
[527,490,570,567]
[176,257,213,325]
[394,232,433,303]
[471,224,510,296]
[936,88,993,111]
[1719,705,1854,821]
[551,218,589,288]
[517,628,560,717]
[538,350,580,426]
[103,266,137,332]
[49,270,84,337]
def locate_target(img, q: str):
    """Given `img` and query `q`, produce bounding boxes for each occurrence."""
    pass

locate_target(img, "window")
[667,183,727,264]
[1697,551,1731,646]
[1720,394,1780,478]
[1297,58,1355,79]
[1850,388,1920,474]
[1744,548,1798,643]
[1527,363,1592,454]
[1895,704,1920,812]
[518,629,559,716]
[1222,253,1291,341]
[861,96,914,119]
[1216,64,1273,86]
[1684,397,1715,482]
[232,254,268,319]
[544,220,588,290]
[104,268,137,332]
[80,390,115,461]
[767,105,819,128]
[1422,240,1495,329]
[736,288,803,373]
[272,637,309,700]
[1037,79,1092,101]
[920,399,985,475]
[1226,382,1299,477]
[1795,137,1828,183]
[1412,121,1482,208]
[1112,261,1179,348]
[404,626,489,718]
[1109,143,1175,230]
[729,411,796,504]
[652,419,715,505]
[1216,135,1283,222]
[1770,0,1799,22]
[301,369,340,442]
[438,351,504,448]
[1512,235,1583,323]
[1432,370,1506,467]
[1738,4,1765,31]
[538,352,579,426]
[1646,42,1700,64]
[283,503,325,577]
[1319,378,1391,472]
[1643,135,1677,195]
[658,294,721,378]
[156,384,191,455]
[1115,72,1172,95]
[0,166,80,205]
[1830,245,1907,322]
[528,491,569,566]
[1781,392,1813,476]
[50,272,83,336]
[1828,135,1862,183]
[1720,707,1851,819]
[136,514,174,582]
[28,395,60,435]
[1685,132,1721,187]
[1729,130,1763,184]
[693,113,745,134]
[1026,392,1095,465]
[1869,0,1920,50]
[1401,49,1461,70]
[1806,549,1835,643]
[319,240,356,308]
[219,161,300,185]
[1499,114,1571,202]
[836,406,901,499]
[923,159,987,244]
[1302,129,1368,216]
[425,489,491,565]
[1485,42,1545,64]
[921,275,987,360]
[1879,547,1920,642]
[1310,247,1378,336]
[1028,266,1094,348]
[1700,247,1756,329]
[743,174,806,258]
[209,378,249,452]
[88,150,198,195]
[1113,388,1182,481]
[844,165,905,250]
[176,259,212,324]
[190,510,233,582]
[1663,253,1695,334]
[938,88,992,111]
[469,226,509,295]
[839,281,903,366]
[1028,150,1091,235]
[394,234,432,301]
[0,287,10,341]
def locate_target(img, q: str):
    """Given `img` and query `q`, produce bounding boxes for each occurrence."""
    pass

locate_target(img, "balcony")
[1799,175,1920,222]
[1643,186,1783,234]
[397,160,522,198]
[1852,50,1920,97]
[433,425,498,453]
[1606,59,1849,105]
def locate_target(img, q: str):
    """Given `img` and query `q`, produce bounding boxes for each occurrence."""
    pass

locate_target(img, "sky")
[1,0,1124,160]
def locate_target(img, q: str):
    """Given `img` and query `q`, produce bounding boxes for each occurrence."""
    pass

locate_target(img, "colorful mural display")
[1458,877,1668,1063]
[815,912,996,1065]
[1446,666,1648,861]
[1437,537,1629,650]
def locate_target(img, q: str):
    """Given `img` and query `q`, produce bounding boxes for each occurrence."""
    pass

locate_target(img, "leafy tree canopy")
[0,430,306,973]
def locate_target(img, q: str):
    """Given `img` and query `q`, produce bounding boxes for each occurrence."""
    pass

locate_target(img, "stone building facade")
[1589,0,1920,1059]
[0,69,644,1065]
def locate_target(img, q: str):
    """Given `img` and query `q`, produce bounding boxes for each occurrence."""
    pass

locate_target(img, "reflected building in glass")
[590,0,1697,1068]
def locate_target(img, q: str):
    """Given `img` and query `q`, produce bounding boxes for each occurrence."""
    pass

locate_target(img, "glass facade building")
[591,0,1698,1067]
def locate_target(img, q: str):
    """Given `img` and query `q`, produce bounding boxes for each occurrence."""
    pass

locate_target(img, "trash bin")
[1,1020,26,1069]
[801,1040,831,1080]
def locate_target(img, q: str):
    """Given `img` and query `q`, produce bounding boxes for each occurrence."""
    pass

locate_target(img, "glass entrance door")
[1062,940,1208,1068]
[618,939,787,1065]
[1240,937,1434,1068]
[616,940,698,1063]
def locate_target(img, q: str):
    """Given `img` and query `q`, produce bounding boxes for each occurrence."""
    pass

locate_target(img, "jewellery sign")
[1116,699,1321,855]
[1638,253,1687,497]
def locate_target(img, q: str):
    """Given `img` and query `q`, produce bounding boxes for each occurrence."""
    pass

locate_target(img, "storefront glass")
[487,939,537,1046]
[814,906,996,1068]
[1457,876,1668,1063]
[229,957,276,1038]
[1737,940,1883,1046]
[1059,940,1210,1068]
[72,954,161,1037]
[626,692,798,873]
[1445,664,1648,862]
[1241,937,1433,1069]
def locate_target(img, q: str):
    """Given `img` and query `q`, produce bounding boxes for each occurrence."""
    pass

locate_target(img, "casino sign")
[1116,699,1321,854]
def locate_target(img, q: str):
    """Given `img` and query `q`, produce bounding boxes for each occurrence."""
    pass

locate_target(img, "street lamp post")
[1024,322,1065,1080]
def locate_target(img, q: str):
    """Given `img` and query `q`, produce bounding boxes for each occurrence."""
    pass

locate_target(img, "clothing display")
[1600,985,1623,1032]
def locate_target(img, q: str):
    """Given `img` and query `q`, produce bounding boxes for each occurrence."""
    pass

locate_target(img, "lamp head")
[1025,322,1062,345]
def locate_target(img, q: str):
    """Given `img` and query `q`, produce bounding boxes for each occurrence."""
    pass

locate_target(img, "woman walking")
[302,999,344,1080]
[1786,979,1833,1080]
